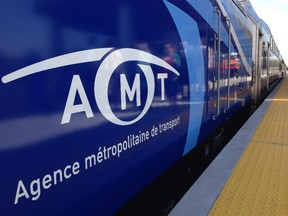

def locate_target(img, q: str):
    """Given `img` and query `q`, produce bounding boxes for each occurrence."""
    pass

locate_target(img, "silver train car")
[239,0,286,105]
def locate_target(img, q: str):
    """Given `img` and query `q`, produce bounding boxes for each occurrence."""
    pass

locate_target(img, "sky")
[249,0,288,63]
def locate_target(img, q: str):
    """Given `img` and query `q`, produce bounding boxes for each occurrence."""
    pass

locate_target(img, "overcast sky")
[249,0,288,63]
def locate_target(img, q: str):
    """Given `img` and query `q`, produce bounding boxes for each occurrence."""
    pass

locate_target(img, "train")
[0,0,285,215]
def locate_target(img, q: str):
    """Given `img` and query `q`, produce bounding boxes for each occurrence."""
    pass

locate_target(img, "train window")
[263,51,267,70]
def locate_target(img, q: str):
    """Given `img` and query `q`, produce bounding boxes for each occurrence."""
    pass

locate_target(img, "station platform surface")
[170,76,288,216]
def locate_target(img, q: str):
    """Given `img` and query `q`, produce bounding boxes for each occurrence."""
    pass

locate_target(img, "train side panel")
[0,1,207,215]
[0,1,188,215]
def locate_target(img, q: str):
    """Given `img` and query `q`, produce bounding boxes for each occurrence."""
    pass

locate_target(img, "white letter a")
[14,180,29,204]
[61,75,94,124]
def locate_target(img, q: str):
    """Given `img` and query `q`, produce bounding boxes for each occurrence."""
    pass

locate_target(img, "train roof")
[238,0,271,35]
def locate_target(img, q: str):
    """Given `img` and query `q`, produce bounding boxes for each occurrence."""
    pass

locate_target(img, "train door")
[207,7,229,120]
[260,41,269,95]
[253,29,268,105]
[251,25,261,107]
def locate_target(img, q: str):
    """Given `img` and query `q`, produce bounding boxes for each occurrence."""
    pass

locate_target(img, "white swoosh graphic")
[2,48,113,83]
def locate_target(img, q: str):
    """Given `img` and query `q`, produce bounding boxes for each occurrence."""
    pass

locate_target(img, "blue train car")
[0,0,283,215]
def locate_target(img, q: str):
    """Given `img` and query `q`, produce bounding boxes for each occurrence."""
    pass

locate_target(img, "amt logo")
[2,48,180,126]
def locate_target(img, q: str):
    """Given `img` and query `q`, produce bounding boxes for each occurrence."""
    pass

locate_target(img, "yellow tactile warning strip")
[209,77,288,216]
